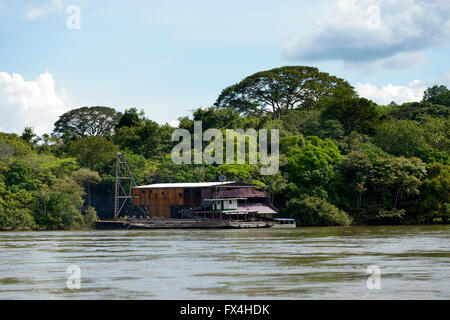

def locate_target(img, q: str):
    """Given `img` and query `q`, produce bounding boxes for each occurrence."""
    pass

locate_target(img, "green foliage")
[113,119,173,158]
[286,196,352,226]
[83,206,98,228]
[282,110,345,143]
[339,151,373,209]
[286,136,341,199]
[72,168,101,207]
[116,108,145,129]
[374,119,426,157]
[53,106,121,138]
[32,179,84,230]
[214,66,354,119]
[375,208,406,222]
[0,181,36,230]
[0,207,36,231]
[337,151,428,224]
[322,96,381,134]
[119,152,155,185]
[389,101,449,121]
[20,127,37,144]
[0,133,32,160]
[280,135,304,154]
[194,107,245,130]
[413,147,450,165]
[67,136,118,170]
[5,160,37,192]
[371,157,426,209]
[356,141,392,161]
[374,116,449,162]
[38,157,79,177]
[422,116,450,153]
[217,164,258,183]
[72,168,101,186]
[423,85,450,107]
[418,163,450,223]
[150,155,198,183]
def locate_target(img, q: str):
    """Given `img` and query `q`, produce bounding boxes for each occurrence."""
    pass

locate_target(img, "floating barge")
[96,153,292,230]
[96,218,272,230]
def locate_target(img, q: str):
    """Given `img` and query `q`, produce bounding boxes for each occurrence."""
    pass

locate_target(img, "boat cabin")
[131,181,278,220]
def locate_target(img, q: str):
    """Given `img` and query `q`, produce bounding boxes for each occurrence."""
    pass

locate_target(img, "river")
[0,225,449,299]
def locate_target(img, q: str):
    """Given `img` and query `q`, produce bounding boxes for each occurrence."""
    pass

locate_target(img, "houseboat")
[97,181,282,229]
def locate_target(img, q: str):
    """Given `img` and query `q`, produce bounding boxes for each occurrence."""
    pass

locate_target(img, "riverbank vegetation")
[0,66,448,230]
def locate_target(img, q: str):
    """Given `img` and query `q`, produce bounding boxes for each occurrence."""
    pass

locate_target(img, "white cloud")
[25,0,63,20]
[345,52,429,73]
[356,81,426,105]
[168,120,180,128]
[356,70,450,105]
[0,72,70,135]
[283,0,450,64]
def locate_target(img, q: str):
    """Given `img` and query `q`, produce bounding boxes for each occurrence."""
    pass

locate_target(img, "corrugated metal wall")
[132,187,184,218]
[132,187,214,218]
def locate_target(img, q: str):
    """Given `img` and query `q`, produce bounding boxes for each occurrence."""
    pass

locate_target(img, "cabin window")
[155,194,158,199]
[162,191,164,195]
[229,200,232,204]
[178,193,182,198]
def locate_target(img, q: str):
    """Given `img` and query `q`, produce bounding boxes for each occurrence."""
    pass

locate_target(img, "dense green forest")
[0,66,449,230]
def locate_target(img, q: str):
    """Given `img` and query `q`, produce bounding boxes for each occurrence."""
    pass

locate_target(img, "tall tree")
[423,85,450,107]
[53,106,121,138]
[214,66,354,119]
[20,127,37,144]
[340,151,373,209]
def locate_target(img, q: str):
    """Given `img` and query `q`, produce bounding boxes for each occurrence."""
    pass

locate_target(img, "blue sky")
[0,0,449,134]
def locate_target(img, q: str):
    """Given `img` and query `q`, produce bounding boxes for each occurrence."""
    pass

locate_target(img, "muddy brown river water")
[0,225,449,299]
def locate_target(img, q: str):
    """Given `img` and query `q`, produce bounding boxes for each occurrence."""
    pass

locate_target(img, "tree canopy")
[53,106,121,138]
[214,66,354,119]
[423,85,450,107]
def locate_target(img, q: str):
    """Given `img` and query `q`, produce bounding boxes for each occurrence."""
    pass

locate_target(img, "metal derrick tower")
[114,153,148,220]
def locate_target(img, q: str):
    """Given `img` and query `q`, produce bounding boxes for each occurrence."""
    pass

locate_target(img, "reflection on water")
[0,225,449,299]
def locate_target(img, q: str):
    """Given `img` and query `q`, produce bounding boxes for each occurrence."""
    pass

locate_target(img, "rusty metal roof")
[133,181,236,189]
[215,188,267,198]
[238,203,279,214]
